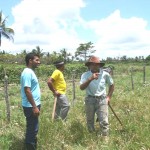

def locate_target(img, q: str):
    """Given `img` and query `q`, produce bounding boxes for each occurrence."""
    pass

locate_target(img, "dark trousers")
[23,105,41,148]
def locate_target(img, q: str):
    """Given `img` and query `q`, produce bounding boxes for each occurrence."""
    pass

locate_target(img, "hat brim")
[85,62,105,67]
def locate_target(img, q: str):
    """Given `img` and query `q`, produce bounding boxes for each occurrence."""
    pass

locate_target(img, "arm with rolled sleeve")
[80,72,100,90]
[106,74,114,103]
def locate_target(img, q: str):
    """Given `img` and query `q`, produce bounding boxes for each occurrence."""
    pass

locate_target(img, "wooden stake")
[52,97,57,121]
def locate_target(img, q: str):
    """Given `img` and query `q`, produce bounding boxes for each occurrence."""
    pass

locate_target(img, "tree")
[120,55,127,61]
[0,49,6,54]
[145,55,150,61]
[50,51,62,63]
[44,52,51,65]
[135,56,138,62]
[15,49,28,64]
[0,11,14,46]
[32,46,45,57]
[75,42,96,61]
[60,48,71,63]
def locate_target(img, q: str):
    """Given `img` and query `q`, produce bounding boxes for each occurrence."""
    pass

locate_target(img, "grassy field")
[0,63,150,150]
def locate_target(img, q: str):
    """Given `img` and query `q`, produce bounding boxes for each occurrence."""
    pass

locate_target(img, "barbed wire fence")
[1,65,150,122]
[3,69,10,122]
[68,65,150,106]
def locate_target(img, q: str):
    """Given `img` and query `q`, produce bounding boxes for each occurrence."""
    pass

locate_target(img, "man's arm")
[47,77,60,96]
[80,77,93,90]
[24,87,40,116]
[80,73,100,90]
[107,84,114,103]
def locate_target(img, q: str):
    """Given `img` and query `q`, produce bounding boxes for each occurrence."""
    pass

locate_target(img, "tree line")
[0,10,150,65]
[1,45,150,65]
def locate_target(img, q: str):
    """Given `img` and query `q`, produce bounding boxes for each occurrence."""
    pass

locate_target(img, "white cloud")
[1,1,150,59]
[1,0,85,53]
[89,10,150,58]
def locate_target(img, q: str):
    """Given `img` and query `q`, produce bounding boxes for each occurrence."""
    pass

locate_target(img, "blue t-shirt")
[80,69,114,96]
[21,68,41,107]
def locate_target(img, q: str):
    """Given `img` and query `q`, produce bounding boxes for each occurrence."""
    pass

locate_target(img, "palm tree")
[32,46,45,57]
[50,51,61,63]
[60,48,71,63]
[0,11,14,47]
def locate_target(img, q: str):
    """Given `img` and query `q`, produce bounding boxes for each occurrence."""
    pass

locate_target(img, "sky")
[0,0,150,59]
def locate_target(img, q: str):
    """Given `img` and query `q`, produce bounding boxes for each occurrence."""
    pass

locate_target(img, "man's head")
[54,61,65,71]
[85,56,105,73]
[25,53,40,69]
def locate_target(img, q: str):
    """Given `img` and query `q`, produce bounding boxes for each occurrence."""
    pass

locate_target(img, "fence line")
[143,65,146,84]
[4,69,10,122]
[1,65,150,121]
[70,65,150,102]
[130,67,134,90]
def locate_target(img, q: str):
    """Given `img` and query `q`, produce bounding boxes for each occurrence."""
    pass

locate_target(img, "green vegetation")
[0,63,150,150]
[75,41,96,61]
[0,11,14,47]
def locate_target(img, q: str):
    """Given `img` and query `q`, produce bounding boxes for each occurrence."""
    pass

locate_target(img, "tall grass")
[0,63,150,150]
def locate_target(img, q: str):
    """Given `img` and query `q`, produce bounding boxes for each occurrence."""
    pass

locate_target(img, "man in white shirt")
[80,56,114,140]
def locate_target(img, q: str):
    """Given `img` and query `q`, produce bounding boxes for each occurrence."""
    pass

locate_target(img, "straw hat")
[85,56,105,67]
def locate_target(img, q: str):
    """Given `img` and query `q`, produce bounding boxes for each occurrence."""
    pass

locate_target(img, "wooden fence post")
[130,67,134,90]
[143,65,146,84]
[72,70,76,106]
[4,69,10,122]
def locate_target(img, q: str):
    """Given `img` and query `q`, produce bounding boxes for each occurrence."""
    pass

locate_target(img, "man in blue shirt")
[21,53,41,150]
[80,56,114,141]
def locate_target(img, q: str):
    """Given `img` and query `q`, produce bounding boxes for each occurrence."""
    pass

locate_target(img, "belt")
[88,95,101,98]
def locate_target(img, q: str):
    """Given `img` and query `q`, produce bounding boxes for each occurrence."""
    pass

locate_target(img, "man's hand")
[91,73,100,80]
[32,107,40,117]
[53,90,61,97]
[106,96,110,104]
[80,73,100,90]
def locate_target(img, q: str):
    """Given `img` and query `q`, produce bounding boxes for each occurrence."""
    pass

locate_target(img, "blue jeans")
[23,105,41,145]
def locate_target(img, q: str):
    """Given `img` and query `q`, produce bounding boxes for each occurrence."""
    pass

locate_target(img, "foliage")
[0,62,150,149]
[75,41,96,61]
[145,55,150,61]
[0,64,24,83]
[32,46,45,57]
[0,11,14,47]
[60,48,71,63]
[0,63,88,84]
[0,53,16,62]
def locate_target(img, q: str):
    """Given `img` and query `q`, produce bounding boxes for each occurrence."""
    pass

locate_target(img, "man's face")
[89,63,100,73]
[30,56,40,69]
